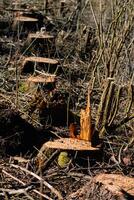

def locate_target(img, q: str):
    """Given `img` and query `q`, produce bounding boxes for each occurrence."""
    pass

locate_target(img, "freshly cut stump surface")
[14,16,38,22]
[27,74,56,83]
[22,56,59,65]
[44,138,100,151]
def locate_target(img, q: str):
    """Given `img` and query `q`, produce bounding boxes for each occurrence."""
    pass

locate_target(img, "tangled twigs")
[10,164,63,200]
[2,170,53,200]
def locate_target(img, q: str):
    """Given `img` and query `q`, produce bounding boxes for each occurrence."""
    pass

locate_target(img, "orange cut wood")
[79,89,92,141]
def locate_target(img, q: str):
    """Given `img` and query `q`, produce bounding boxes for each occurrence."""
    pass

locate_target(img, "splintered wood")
[41,90,98,152]
[79,90,92,141]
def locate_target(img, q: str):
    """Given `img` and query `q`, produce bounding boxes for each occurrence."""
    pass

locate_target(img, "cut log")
[68,173,134,200]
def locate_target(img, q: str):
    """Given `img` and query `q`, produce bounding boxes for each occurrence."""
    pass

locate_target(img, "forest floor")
[0,1,134,199]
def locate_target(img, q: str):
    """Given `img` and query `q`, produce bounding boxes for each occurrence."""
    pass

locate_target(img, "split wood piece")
[79,89,92,141]
[27,74,56,83]
[68,173,134,200]
[28,32,54,40]
[22,56,59,67]
[44,138,100,151]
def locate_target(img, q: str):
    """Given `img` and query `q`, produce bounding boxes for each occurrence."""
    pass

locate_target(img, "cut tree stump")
[12,16,39,32]
[68,173,134,200]
[26,73,56,91]
[14,16,38,22]
[43,138,100,151]
[22,56,59,66]
[27,32,56,57]
[28,32,54,40]
[21,56,59,73]
[36,138,100,171]
[27,74,56,83]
